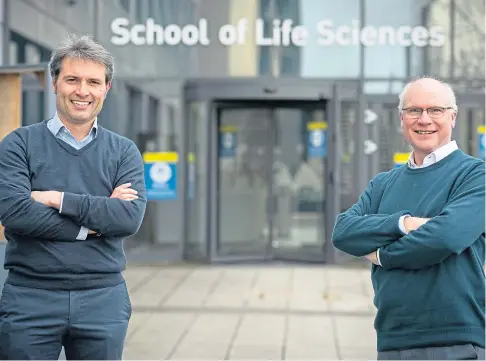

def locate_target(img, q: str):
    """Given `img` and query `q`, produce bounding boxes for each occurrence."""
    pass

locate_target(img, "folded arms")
[0,131,147,241]
[332,164,485,270]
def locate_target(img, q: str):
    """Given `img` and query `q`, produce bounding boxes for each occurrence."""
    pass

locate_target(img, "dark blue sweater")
[0,120,147,290]
[332,150,485,351]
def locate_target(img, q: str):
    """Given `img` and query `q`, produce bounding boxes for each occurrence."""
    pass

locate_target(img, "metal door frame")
[183,78,346,264]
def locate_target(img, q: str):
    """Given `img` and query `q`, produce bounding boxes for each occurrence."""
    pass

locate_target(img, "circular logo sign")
[149,162,172,184]
[310,130,324,147]
[222,132,234,149]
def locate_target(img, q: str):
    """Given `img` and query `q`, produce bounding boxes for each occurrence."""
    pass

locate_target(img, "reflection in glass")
[218,109,272,255]
[216,107,327,256]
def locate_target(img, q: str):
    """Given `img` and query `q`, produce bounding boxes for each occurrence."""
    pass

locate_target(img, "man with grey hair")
[0,34,146,359]
[332,77,485,360]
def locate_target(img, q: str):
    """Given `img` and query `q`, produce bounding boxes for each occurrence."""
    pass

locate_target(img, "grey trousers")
[378,344,486,360]
[0,281,132,360]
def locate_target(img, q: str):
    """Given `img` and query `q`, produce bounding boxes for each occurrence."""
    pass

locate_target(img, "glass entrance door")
[270,107,327,262]
[214,102,329,262]
[217,107,273,257]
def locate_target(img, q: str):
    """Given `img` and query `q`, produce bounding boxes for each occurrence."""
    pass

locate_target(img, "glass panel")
[22,90,42,126]
[25,44,40,64]
[271,108,326,251]
[140,99,182,250]
[217,108,272,256]
[459,106,486,158]
[377,104,412,171]
[186,101,208,257]
[119,0,130,13]
[300,0,360,78]
[9,41,18,65]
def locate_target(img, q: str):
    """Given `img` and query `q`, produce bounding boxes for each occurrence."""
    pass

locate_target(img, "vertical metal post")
[421,4,430,74]
[369,104,381,177]
[266,107,276,259]
[269,0,280,78]
[1,0,9,65]
[208,102,218,261]
[180,93,189,260]
[354,0,367,199]
[405,47,411,78]
[449,0,456,77]
[325,84,341,264]
[93,0,100,42]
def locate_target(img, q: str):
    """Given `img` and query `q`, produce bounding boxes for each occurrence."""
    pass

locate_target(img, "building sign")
[143,152,177,200]
[478,126,485,160]
[110,18,445,48]
[393,152,409,168]
[307,121,327,158]
[219,125,237,158]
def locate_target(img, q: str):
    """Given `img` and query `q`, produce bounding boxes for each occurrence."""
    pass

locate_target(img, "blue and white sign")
[478,126,485,160]
[219,125,237,158]
[307,121,327,158]
[143,152,177,200]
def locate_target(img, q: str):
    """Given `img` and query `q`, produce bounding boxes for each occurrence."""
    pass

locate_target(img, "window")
[281,54,294,75]
[259,47,270,75]
[25,44,41,64]
[166,104,178,151]
[135,0,144,22]
[119,0,130,13]
[278,0,290,17]
[9,41,18,65]
[148,96,159,132]
[127,86,143,141]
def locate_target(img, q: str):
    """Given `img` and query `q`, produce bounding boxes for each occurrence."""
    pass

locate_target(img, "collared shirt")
[47,113,98,150]
[46,113,98,240]
[377,140,459,266]
[407,140,459,169]
[398,140,458,232]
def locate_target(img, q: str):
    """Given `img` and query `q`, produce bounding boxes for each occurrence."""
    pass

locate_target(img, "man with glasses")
[332,77,485,360]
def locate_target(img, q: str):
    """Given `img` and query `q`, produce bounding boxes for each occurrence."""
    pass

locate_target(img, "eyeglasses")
[401,107,454,119]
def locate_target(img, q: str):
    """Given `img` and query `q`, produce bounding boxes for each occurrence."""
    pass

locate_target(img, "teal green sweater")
[332,149,485,351]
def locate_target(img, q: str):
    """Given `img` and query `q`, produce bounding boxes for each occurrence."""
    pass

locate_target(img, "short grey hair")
[398,76,458,112]
[49,33,114,84]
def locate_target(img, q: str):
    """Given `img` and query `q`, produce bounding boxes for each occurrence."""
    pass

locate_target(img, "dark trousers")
[378,344,486,360]
[0,281,131,360]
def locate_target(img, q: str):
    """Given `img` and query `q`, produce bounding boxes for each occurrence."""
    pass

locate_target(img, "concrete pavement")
[122,263,378,360]
[0,241,379,359]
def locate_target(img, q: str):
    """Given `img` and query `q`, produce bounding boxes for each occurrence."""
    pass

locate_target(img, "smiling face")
[400,78,457,164]
[52,57,111,126]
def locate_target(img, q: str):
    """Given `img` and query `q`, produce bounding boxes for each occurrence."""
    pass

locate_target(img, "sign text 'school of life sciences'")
[111,18,445,48]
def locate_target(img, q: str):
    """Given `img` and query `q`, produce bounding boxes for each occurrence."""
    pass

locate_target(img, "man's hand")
[110,183,138,201]
[31,191,62,209]
[365,251,379,265]
[404,216,431,233]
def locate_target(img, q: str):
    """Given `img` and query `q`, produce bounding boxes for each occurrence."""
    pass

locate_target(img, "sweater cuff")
[398,214,411,234]
[59,192,64,214]
[390,210,414,236]
[380,212,414,268]
[59,192,84,218]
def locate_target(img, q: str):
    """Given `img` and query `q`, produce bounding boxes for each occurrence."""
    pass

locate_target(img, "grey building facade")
[3,0,199,141]
[1,0,484,265]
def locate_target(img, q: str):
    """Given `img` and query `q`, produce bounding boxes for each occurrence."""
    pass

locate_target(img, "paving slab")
[123,264,378,360]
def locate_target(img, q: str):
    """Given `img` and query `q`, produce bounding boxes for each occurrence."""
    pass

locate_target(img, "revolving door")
[181,79,355,264]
